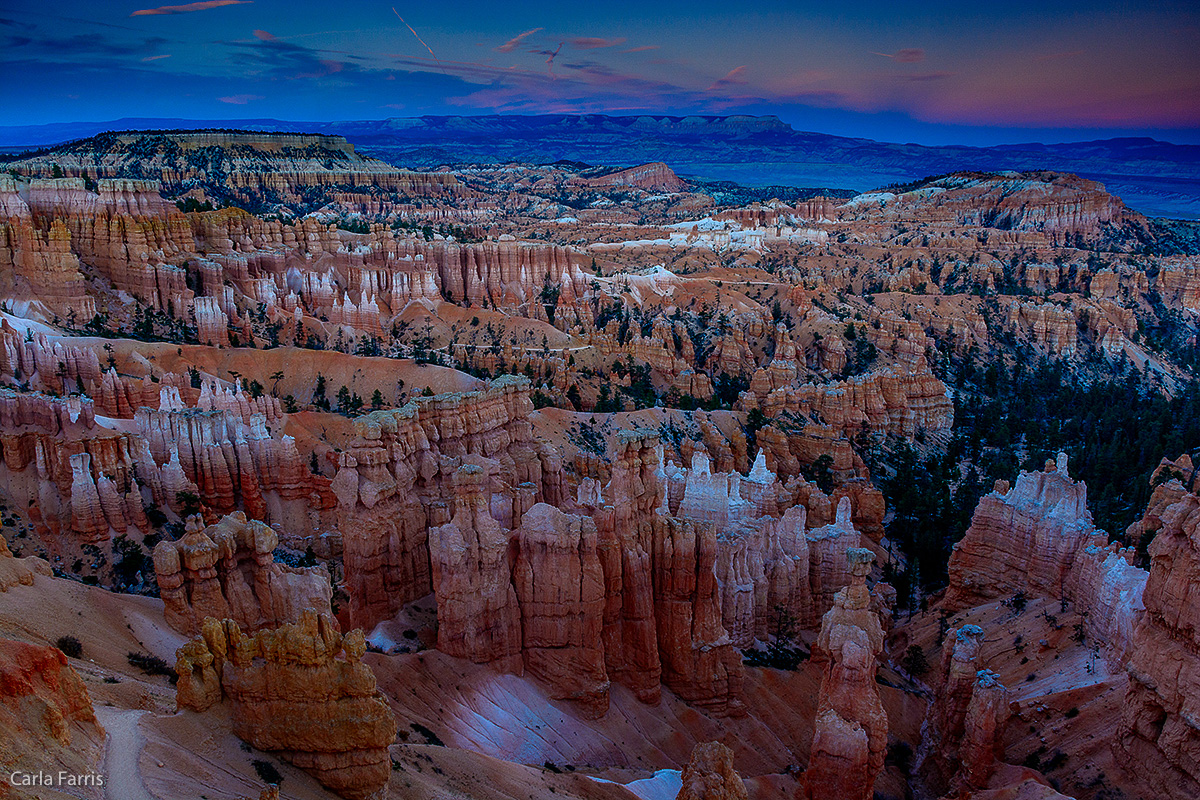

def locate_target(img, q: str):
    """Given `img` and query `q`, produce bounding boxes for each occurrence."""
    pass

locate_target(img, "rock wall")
[745,357,953,441]
[804,548,887,800]
[335,396,888,717]
[946,455,1097,609]
[428,464,523,672]
[333,375,550,631]
[1115,491,1200,800]
[0,377,328,560]
[174,612,394,800]
[153,512,332,636]
[915,625,1010,796]
[512,502,608,718]
[946,453,1150,664]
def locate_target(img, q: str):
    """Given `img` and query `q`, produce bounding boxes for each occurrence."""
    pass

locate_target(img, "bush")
[1010,591,1028,614]
[742,605,807,670]
[56,636,82,658]
[251,759,282,785]
[127,651,175,682]
[409,722,444,746]
[886,740,913,773]
[901,645,930,676]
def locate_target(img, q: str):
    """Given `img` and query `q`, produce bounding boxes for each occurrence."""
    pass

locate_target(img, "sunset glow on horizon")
[2,0,1198,145]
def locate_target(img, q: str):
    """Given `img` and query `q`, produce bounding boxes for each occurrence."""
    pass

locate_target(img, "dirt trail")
[95,707,156,800]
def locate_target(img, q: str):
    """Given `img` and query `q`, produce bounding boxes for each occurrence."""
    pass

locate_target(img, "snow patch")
[841,191,896,209]
[590,769,683,800]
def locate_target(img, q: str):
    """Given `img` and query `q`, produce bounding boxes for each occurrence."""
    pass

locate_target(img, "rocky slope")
[0,638,105,800]
[10,131,461,213]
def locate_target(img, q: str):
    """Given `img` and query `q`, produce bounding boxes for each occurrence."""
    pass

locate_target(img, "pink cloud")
[253,29,275,41]
[141,54,172,61]
[1035,50,1084,62]
[706,65,747,92]
[873,48,925,63]
[496,27,543,53]
[131,0,251,16]
[623,45,659,53]
[894,71,954,82]
[570,37,626,50]
[217,93,263,104]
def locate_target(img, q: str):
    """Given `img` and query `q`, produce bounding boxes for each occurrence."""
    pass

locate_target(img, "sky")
[2,0,1199,145]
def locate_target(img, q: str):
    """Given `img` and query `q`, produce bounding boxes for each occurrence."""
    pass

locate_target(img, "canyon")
[0,128,1197,800]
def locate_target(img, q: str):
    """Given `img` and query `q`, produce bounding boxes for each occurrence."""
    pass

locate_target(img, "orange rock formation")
[174,611,395,800]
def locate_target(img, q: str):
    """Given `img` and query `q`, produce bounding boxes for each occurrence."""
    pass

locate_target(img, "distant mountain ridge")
[3,115,1197,217]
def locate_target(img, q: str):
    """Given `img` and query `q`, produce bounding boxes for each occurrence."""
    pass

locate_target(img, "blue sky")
[2,0,1198,145]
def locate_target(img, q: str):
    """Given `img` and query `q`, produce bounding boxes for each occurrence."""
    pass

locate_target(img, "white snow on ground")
[902,186,946,199]
[665,217,727,231]
[590,238,675,249]
[840,191,896,208]
[367,618,420,653]
[590,769,683,800]
[0,309,58,335]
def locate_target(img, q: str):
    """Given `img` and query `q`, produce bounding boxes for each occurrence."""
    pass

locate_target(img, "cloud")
[545,42,563,73]
[1035,50,1084,62]
[706,65,747,92]
[225,34,356,80]
[893,71,953,82]
[623,45,658,53]
[3,31,168,58]
[131,0,252,16]
[496,27,542,53]
[141,54,172,61]
[873,48,925,63]
[217,93,263,104]
[570,37,626,50]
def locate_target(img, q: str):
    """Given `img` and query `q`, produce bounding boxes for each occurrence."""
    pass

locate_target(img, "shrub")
[127,651,175,682]
[409,722,444,746]
[251,759,282,785]
[742,605,807,670]
[56,635,82,658]
[901,645,930,676]
[1010,591,1028,614]
[886,740,913,773]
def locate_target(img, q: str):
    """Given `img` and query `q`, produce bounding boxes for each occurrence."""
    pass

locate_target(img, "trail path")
[95,707,155,800]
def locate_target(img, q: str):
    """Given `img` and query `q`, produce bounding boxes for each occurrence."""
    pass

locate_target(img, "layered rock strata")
[946,454,1149,664]
[804,548,887,800]
[333,376,550,631]
[174,611,394,800]
[675,741,749,800]
[1114,491,1200,799]
[916,625,1011,796]
[153,512,332,636]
